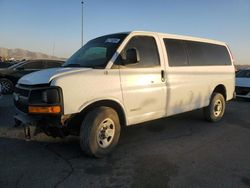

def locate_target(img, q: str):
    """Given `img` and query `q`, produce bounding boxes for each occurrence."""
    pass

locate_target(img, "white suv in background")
[236,68,250,99]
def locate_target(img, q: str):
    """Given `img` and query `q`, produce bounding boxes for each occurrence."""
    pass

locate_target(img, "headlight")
[29,87,61,104]
[42,88,60,104]
[28,87,62,114]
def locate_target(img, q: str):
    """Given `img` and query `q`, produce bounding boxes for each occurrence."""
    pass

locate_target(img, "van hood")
[18,67,91,85]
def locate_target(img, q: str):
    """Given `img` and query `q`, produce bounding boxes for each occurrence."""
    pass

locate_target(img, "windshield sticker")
[105,38,120,43]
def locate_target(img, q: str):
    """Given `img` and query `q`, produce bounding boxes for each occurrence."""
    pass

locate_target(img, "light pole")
[81,1,84,47]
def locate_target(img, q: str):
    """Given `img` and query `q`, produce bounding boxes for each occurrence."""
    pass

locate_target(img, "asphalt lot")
[0,95,250,188]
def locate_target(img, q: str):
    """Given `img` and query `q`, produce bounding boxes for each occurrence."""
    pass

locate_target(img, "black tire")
[0,78,14,94]
[204,92,226,122]
[80,107,121,158]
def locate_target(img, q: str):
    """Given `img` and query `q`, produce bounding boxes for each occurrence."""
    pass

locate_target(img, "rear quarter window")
[186,41,231,66]
[22,61,46,69]
[46,61,62,68]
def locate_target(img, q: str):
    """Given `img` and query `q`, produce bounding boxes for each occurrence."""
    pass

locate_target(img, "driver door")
[117,35,167,125]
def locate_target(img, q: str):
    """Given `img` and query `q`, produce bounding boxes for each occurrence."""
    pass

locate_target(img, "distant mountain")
[0,47,66,61]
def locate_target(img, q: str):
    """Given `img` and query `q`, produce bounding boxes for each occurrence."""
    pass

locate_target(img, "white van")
[14,31,235,157]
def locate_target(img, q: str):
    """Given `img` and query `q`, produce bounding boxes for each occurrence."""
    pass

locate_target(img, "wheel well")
[1,76,15,84]
[213,84,227,100]
[67,100,127,134]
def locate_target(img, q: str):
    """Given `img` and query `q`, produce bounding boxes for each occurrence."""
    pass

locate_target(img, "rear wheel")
[0,78,14,94]
[80,107,121,158]
[204,92,226,122]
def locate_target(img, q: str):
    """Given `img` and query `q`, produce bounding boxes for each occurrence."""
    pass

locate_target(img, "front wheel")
[204,92,226,122]
[80,107,121,158]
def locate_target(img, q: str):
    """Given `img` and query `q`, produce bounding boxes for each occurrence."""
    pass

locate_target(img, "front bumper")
[14,108,69,138]
[14,109,38,126]
[13,84,78,138]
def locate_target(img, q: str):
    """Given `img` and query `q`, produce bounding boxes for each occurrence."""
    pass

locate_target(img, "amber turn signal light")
[28,106,61,114]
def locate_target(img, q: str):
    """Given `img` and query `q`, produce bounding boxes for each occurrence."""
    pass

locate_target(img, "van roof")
[117,31,226,46]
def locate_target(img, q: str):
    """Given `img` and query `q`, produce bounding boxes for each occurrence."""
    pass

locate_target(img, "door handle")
[161,70,165,82]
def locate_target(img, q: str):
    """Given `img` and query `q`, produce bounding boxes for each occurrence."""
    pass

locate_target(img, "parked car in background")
[0,59,64,94]
[235,68,250,99]
[0,83,2,99]
[0,62,16,69]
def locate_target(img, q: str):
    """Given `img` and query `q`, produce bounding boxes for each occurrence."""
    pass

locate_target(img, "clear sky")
[0,0,249,64]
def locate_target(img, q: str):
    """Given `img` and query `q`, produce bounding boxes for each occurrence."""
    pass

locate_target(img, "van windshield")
[63,34,128,68]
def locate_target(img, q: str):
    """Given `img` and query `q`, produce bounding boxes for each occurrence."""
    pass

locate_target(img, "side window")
[202,43,231,65]
[186,41,231,66]
[120,36,160,68]
[22,61,46,69]
[186,41,204,66]
[46,61,62,68]
[164,39,188,66]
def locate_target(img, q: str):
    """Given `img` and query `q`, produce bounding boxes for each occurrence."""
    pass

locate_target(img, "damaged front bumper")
[14,109,71,139]
[13,83,73,139]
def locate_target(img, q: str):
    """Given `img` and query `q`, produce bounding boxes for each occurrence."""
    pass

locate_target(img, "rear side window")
[203,43,231,65]
[22,61,46,69]
[46,61,62,68]
[164,39,188,66]
[121,36,160,68]
[164,38,231,66]
[186,41,231,66]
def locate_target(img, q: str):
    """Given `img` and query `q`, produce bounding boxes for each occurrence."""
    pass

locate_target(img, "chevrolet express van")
[14,31,235,157]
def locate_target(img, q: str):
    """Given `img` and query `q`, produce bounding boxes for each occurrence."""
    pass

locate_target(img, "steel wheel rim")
[97,118,115,148]
[0,80,11,93]
[213,99,223,117]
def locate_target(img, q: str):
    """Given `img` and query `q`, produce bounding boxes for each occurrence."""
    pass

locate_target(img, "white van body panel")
[51,69,124,115]
[155,32,235,116]
[19,67,126,116]
[119,67,166,125]
[164,66,234,116]
[17,31,235,126]
[116,31,234,124]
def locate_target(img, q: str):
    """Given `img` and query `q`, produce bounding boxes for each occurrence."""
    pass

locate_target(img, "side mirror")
[125,48,140,65]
